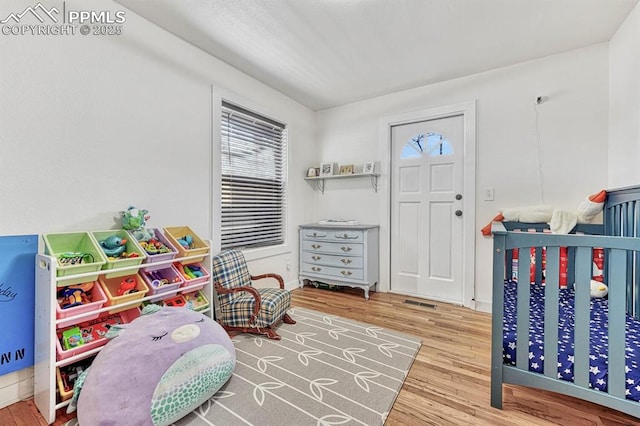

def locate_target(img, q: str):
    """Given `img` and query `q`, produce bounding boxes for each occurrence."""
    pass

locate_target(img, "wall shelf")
[305,173,380,194]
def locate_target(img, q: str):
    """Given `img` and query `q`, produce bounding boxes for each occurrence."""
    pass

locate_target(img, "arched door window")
[400,132,453,159]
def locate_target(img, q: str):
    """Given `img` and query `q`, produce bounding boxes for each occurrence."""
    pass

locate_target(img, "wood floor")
[3,285,640,425]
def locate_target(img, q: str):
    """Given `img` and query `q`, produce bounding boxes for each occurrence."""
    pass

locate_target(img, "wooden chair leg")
[283,313,296,324]
[263,328,282,340]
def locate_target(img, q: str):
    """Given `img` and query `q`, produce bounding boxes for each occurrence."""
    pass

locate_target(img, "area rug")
[63,307,421,426]
[176,307,421,426]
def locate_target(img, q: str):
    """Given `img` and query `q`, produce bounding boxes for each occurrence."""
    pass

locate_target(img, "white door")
[390,114,464,303]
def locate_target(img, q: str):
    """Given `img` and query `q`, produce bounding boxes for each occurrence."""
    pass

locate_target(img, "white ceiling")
[117,0,638,111]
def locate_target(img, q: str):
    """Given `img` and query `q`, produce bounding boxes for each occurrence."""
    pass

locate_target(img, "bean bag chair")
[68,305,235,425]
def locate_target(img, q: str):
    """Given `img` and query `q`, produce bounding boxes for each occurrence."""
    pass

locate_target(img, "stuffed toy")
[573,279,609,298]
[121,206,150,231]
[481,190,606,236]
[67,306,235,426]
[589,279,609,298]
[131,227,156,243]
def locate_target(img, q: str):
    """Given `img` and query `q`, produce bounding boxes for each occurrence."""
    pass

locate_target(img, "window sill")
[241,243,291,262]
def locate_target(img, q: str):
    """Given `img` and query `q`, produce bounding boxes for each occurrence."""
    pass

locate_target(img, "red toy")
[117,277,138,296]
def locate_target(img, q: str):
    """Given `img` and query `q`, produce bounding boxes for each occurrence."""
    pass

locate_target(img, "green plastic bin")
[91,230,147,278]
[43,232,107,287]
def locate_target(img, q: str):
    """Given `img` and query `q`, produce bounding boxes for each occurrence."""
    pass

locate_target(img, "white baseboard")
[285,278,301,291]
[474,299,492,313]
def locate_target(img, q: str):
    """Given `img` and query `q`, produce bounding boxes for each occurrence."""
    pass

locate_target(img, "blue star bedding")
[502,280,640,402]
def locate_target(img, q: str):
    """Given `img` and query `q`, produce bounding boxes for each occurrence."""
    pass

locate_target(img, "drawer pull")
[312,255,321,261]
[311,244,322,249]
[340,258,352,265]
[307,232,326,238]
[336,233,358,239]
[311,266,322,272]
[340,246,352,252]
[340,270,353,276]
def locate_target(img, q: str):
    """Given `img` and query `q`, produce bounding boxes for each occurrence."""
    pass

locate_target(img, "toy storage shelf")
[33,242,214,425]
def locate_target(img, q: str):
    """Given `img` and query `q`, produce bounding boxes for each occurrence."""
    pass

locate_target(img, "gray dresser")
[298,224,379,299]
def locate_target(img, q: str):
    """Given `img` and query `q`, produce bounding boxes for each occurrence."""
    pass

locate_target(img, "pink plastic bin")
[55,308,140,361]
[141,265,184,302]
[174,262,210,293]
[56,282,107,329]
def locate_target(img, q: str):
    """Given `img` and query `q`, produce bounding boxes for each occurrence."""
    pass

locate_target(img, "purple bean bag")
[69,306,235,425]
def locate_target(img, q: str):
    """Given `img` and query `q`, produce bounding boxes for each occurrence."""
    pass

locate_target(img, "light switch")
[484,187,495,201]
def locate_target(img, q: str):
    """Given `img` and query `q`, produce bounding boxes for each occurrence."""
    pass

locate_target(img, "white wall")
[0,0,315,408]
[315,44,610,311]
[609,1,640,188]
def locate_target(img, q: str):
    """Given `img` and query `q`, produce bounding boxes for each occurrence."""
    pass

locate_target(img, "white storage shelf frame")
[34,243,214,425]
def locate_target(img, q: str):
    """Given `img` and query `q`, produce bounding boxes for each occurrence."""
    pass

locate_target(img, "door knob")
[455,194,462,200]
[455,210,463,217]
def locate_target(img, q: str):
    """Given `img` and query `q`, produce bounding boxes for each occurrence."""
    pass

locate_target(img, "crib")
[490,185,640,419]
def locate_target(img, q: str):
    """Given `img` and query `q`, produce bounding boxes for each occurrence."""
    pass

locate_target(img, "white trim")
[284,278,301,291]
[211,86,223,254]
[474,299,492,313]
[378,101,477,309]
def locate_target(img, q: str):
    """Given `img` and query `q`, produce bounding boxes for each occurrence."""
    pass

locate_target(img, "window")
[220,101,287,250]
[400,132,453,159]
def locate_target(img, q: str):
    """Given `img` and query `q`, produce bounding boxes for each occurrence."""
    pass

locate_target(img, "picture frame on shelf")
[306,167,317,178]
[339,164,354,175]
[320,162,334,176]
[363,162,375,174]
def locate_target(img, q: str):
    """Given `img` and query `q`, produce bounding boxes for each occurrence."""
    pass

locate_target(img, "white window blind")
[220,101,287,250]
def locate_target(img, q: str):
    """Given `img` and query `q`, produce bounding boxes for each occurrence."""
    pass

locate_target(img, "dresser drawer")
[301,263,364,280]
[302,240,363,256]
[301,228,363,243]
[302,252,364,268]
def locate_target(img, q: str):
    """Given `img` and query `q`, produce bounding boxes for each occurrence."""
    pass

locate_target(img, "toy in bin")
[183,290,208,311]
[163,295,187,308]
[175,263,203,280]
[77,313,126,343]
[62,327,84,350]
[58,282,94,309]
[145,269,181,288]
[177,235,194,249]
[99,234,141,260]
[117,276,138,296]
[58,356,95,401]
[58,252,94,266]
[138,238,172,255]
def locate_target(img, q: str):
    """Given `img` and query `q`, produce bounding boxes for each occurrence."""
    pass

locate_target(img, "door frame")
[378,101,477,308]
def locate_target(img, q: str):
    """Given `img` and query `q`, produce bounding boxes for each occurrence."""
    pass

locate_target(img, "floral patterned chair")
[211,249,295,340]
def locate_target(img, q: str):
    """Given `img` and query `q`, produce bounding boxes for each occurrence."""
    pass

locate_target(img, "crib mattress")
[502,280,640,402]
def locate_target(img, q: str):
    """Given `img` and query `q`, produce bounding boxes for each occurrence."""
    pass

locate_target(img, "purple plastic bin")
[141,265,184,302]
[129,228,178,272]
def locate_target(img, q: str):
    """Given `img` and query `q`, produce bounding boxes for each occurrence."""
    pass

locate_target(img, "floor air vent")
[404,300,436,309]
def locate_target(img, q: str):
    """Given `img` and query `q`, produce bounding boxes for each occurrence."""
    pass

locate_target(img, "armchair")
[211,249,295,340]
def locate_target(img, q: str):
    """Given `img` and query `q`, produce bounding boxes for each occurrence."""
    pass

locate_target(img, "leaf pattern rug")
[176,307,422,426]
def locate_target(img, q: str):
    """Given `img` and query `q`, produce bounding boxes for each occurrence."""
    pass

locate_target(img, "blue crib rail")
[491,221,640,417]
[606,186,640,317]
